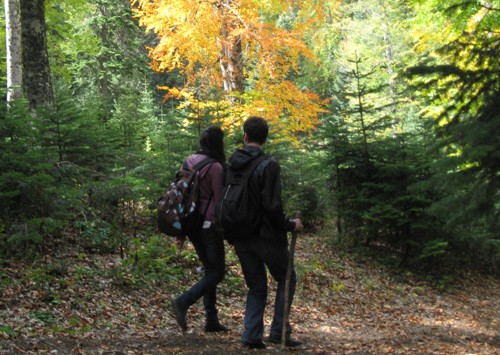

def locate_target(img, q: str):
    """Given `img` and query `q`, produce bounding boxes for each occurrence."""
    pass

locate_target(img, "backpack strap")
[245,154,267,177]
[227,154,268,182]
[183,156,215,173]
[188,157,215,222]
[201,192,214,223]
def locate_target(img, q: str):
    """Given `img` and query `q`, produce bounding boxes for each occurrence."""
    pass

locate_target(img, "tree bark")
[353,55,370,164]
[218,1,244,103]
[4,0,23,102]
[381,20,399,138]
[20,0,53,110]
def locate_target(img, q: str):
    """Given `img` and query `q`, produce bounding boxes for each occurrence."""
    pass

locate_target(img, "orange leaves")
[131,0,328,142]
[1,229,499,353]
[248,80,327,138]
[133,0,241,79]
[133,0,220,76]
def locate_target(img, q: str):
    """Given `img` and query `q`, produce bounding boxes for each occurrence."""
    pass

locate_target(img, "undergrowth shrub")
[108,236,199,288]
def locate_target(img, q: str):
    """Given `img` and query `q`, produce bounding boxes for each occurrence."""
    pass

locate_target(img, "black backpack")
[157,157,214,237]
[216,155,267,242]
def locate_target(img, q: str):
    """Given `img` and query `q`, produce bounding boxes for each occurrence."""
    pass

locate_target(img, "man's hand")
[292,219,303,232]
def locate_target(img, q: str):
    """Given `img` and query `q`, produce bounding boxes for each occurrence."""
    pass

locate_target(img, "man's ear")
[243,132,248,145]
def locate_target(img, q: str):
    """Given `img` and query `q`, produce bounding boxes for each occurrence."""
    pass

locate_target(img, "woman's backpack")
[157,157,214,237]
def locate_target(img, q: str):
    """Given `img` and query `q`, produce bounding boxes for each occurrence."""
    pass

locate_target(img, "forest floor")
[0,230,499,354]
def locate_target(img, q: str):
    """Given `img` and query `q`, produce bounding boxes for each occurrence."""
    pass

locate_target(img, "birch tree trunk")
[20,0,53,110]
[4,0,23,102]
[381,21,399,138]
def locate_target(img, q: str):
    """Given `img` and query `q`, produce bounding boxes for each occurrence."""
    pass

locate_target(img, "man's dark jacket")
[227,145,295,246]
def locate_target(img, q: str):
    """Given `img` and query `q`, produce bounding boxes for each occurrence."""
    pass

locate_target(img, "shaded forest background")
[0,0,498,286]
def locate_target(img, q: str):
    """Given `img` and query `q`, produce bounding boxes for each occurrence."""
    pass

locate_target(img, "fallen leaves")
[0,233,499,354]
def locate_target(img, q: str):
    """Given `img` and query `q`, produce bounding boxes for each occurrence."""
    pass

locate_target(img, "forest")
[0,0,498,353]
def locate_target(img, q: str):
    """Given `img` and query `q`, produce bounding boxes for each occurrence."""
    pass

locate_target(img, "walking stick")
[282,211,301,349]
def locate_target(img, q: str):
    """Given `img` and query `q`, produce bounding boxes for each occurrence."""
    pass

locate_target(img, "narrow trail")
[1,232,498,354]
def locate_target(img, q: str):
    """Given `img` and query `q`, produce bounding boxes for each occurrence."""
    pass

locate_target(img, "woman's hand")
[176,235,187,249]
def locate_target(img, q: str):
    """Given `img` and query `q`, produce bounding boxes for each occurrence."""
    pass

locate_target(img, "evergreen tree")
[311,0,447,266]
[406,0,500,270]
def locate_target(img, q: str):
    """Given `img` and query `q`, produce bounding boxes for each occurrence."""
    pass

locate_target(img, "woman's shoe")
[205,321,229,332]
[171,298,188,331]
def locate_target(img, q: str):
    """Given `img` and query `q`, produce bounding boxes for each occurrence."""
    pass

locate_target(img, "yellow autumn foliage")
[131,0,327,142]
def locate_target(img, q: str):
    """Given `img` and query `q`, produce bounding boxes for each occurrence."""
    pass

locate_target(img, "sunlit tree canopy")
[131,0,328,140]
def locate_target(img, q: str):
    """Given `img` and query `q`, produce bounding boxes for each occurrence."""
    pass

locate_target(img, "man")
[225,116,303,349]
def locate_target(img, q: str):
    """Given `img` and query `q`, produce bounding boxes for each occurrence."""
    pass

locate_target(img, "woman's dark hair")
[243,116,268,145]
[198,126,226,164]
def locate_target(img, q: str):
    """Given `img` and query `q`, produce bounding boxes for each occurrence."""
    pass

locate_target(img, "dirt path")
[1,233,498,354]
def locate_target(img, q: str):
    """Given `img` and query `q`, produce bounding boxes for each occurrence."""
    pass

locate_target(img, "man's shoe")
[205,321,229,332]
[267,334,302,347]
[171,298,188,331]
[241,341,266,349]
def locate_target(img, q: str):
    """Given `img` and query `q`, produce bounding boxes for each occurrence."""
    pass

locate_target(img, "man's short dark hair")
[244,116,268,144]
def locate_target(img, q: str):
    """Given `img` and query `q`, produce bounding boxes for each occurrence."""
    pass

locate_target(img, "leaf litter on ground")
[0,231,498,354]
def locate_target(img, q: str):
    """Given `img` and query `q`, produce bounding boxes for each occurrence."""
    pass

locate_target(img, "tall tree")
[406,0,500,264]
[131,0,327,140]
[4,0,22,101]
[46,0,153,120]
[310,0,441,259]
[20,0,53,110]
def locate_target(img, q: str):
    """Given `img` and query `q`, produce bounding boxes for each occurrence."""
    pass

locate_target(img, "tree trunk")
[353,55,370,164]
[4,0,23,102]
[381,20,399,138]
[218,1,244,103]
[20,0,53,110]
[219,33,244,96]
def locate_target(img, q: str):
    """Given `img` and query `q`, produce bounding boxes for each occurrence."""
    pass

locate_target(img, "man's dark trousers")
[234,236,297,344]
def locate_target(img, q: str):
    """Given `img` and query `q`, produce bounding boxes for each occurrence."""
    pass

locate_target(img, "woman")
[171,126,228,333]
